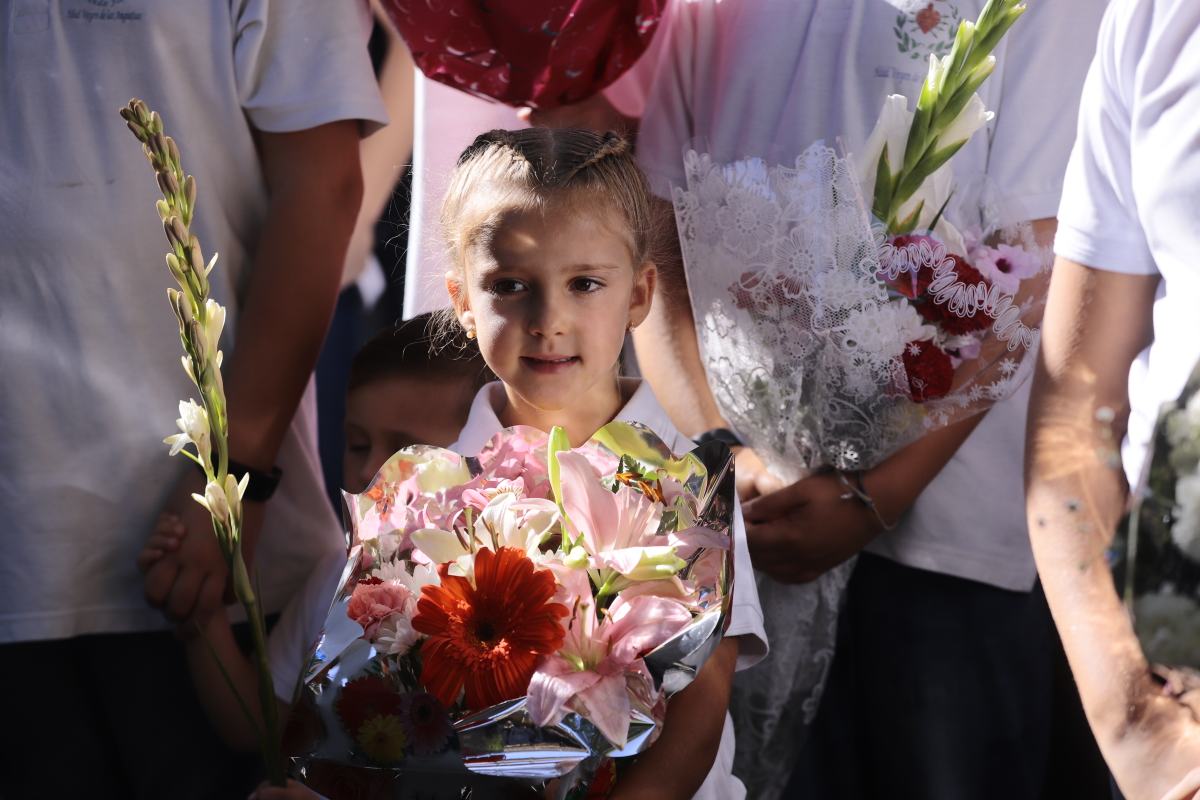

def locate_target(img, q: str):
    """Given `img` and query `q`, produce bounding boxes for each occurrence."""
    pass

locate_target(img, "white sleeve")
[1054,1,1157,275]
[268,552,349,702]
[635,0,704,199]
[984,0,1108,223]
[725,494,768,671]
[232,0,387,133]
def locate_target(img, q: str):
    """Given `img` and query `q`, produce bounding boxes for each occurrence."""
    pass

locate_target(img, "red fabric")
[383,0,667,109]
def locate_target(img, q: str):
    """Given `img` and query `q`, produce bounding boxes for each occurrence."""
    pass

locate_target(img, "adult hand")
[743,471,885,583]
[517,93,636,136]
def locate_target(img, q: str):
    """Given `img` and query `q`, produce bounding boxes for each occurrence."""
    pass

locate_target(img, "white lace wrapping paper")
[671,144,1042,799]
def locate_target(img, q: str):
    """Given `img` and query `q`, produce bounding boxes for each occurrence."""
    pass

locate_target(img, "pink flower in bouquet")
[526,593,692,746]
[971,243,1042,296]
[557,451,727,582]
[348,580,417,642]
[475,429,553,498]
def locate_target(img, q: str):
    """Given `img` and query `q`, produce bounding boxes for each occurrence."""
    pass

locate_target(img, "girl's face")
[449,205,655,424]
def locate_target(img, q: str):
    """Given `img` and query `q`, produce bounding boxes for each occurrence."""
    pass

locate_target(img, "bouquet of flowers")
[1118,356,1200,674]
[285,424,735,799]
[669,2,1036,796]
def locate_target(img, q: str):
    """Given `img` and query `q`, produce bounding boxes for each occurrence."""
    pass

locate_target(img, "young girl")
[440,127,767,800]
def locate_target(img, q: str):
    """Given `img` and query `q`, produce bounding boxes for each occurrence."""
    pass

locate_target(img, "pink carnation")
[347,581,415,641]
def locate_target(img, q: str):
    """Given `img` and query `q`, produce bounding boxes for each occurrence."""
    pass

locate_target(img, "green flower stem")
[873,0,1026,233]
[233,552,286,787]
[121,98,284,787]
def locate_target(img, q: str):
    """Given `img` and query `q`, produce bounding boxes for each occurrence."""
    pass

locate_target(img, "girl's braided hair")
[440,127,661,274]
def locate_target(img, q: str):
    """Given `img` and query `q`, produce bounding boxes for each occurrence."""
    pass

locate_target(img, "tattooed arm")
[1025,258,1200,800]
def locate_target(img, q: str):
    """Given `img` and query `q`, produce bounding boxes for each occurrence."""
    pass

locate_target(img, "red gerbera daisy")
[412,547,568,711]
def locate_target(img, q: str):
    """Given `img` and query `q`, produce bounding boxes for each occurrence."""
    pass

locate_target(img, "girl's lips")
[520,355,580,374]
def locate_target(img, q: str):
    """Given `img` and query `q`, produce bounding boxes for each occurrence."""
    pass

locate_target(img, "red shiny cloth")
[383,0,666,109]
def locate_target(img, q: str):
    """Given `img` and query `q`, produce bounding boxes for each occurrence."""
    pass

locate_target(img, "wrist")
[840,469,900,531]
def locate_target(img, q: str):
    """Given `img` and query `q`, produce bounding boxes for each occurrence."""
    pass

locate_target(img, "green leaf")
[872,145,895,222]
[890,199,925,236]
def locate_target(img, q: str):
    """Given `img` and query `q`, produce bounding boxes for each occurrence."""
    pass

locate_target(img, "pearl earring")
[466,328,477,340]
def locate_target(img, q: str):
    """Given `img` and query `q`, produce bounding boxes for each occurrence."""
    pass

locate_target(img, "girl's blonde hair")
[440,127,661,277]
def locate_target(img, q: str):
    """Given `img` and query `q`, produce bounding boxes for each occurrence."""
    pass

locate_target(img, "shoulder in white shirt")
[1056,0,1200,490]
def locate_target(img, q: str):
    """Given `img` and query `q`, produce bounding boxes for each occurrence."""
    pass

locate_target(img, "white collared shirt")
[456,380,767,800]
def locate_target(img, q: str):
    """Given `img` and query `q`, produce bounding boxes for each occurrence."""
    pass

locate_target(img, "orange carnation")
[412,547,568,711]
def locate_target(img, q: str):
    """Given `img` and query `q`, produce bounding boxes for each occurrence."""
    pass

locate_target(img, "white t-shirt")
[638,0,1107,591]
[0,0,387,642]
[455,381,768,800]
[1055,0,1200,490]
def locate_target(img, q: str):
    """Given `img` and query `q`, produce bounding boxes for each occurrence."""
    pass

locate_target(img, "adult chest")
[695,0,999,166]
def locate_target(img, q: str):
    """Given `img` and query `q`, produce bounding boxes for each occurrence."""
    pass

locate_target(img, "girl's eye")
[489,278,527,295]
[570,277,604,293]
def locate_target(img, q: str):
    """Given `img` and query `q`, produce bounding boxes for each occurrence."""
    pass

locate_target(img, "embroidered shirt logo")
[894,2,961,60]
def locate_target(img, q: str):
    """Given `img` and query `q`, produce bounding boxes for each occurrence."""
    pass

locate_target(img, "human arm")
[1025,258,1200,800]
[343,4,415,288]
[608,637,738,800]
[138,515,291,752]
[143,120,364,624]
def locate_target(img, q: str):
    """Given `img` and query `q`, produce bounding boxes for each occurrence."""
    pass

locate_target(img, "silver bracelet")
[836,469,897,531]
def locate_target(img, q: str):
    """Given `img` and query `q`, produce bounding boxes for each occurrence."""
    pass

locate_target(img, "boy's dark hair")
[348,313,489,393]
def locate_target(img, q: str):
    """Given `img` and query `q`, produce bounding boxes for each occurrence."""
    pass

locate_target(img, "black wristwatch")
[693,428,744,449]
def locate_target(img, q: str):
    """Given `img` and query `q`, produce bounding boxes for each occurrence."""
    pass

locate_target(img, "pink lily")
[526,592,692,746]
[556,451,727,586]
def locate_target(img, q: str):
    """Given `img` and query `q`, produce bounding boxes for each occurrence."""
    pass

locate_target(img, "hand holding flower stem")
[872,0,1026,233]
[119,98,285,787]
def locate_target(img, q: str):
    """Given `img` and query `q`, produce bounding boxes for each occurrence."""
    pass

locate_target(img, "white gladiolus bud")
[856,94,912,191]
[936,93,993,151]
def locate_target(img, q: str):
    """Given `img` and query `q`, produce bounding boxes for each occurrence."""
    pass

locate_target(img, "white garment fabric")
[638,0,1106,591]
[268,550,349,703]
[454,380,768,800]
[0,0,387,642]
[1055,0,1200,491]
[402,18,671,319]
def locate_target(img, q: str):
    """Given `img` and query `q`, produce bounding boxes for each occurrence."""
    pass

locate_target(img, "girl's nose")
[527,292,567,337]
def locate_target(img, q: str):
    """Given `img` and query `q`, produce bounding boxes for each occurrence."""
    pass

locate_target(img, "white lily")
[411,493,560,567]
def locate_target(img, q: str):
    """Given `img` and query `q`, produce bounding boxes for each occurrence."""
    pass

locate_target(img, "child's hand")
[743,471,884,583]
[136,512,187,574]
[248,779,324,800]
[142,471,230,626]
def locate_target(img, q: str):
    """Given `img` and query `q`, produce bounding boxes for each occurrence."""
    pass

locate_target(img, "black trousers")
[0,628,264,800]
[787,552,1112,800]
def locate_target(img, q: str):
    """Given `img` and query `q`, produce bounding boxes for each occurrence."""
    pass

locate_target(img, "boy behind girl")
[140,316,486,758]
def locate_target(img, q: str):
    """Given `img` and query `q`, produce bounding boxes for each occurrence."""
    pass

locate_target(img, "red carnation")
[902,339,954,403]
[914,253,992,335]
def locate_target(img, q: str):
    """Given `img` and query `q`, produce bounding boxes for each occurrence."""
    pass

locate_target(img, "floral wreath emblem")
[894,3,962,60]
